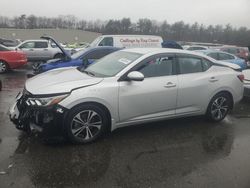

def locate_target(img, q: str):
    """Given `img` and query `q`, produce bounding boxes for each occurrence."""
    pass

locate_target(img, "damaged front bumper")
[9,91,68,137]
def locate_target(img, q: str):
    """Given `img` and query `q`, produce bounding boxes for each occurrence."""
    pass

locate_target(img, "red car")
[0,44,27,73]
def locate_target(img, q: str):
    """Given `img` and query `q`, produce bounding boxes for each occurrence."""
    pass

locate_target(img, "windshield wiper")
[82,70,95,77]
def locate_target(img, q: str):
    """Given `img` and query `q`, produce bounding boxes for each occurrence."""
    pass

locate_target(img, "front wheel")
[54,53,64,59]
[0,60,9,73]
[206,93,232,122]
[65,104,108,144]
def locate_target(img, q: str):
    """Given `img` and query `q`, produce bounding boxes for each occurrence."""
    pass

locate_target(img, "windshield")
[71,48,89,59]
[0,44,11,51]
[82,51,142,77]
[90,36,103,47]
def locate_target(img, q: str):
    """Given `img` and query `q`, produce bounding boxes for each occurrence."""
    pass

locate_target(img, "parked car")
[243,70,250,97]
[196,50,247,70]
[90,35,163,48]
[0,44,27,73]
[0,38,21,47]
[9,48,244,144]
[219,46,249,62]
[162,40,183,49]
[34,46,121,74]
[12,39,64,62]
[183,45,209,51]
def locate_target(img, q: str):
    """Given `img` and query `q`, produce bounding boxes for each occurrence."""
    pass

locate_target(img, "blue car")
[196,50,247,70]
[34,37,121,74]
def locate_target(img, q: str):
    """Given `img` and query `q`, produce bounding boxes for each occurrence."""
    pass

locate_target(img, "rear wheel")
[206,93,232,122]
[65,104,108,144]
[0,60,9,73]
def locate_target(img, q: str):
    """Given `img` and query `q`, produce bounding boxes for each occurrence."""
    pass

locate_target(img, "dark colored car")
[0,44,27,73]
[162,40,183,49]
[34,46,121,74]
[0,38,20,47]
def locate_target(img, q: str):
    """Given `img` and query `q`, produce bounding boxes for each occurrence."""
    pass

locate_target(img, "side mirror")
[82,58,89,69]
[127,71,144,81]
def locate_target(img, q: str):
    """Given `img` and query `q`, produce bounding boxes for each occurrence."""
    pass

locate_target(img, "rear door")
[176,54,215,114]
[118,53,178,122]
[34,41,49,60]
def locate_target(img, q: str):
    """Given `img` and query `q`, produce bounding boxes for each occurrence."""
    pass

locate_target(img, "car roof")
[121,48,196,55]
[21,39,48,43]
[99,35,162,38]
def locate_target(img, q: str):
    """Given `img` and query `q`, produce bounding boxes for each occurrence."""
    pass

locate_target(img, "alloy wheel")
[70,110,103,141]
[0,61,7,73]
[211,97,229,121]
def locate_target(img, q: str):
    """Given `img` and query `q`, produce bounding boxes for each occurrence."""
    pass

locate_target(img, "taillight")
[237,74,244,82]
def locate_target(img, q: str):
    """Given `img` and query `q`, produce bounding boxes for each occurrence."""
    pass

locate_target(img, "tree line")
[0,14,250,46]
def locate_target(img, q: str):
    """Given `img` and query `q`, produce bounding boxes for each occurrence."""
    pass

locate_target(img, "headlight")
[26,94,68,107]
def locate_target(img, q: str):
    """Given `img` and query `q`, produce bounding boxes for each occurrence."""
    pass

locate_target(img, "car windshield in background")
[71,48,89,59]
[90,36,102,47]
[82,51,142,77]
[0,44,11,51]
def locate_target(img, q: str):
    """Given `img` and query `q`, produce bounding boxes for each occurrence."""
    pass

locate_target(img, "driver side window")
[137,55,175,78]
[20,42,35,49]
[98,37,113,46]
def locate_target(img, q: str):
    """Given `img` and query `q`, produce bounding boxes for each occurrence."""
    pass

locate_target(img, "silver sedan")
[9,48,244,144]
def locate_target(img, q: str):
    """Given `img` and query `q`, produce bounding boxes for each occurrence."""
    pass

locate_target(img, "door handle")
[164,82,176,88]
[43,49,48,51]
[209,77,218,82]
[29,49,34,51]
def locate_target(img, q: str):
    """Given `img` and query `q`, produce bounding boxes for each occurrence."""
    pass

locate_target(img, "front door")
[118,54,178,123]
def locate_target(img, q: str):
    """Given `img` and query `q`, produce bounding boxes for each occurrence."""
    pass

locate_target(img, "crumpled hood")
[26,67,103,95]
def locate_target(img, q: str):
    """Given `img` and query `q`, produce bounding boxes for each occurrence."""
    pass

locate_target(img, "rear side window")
[98,37,113,47]
[137,55,174,78]
[35,42,48,48]
[178,56,203,74]
[218,53,235,60]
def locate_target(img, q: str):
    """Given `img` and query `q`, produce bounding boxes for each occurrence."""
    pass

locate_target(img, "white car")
[90,35,163,48]
[9,48,244,144]
[12,39,63,62]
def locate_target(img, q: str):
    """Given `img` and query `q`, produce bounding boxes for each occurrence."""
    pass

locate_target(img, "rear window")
[35,42,48,48]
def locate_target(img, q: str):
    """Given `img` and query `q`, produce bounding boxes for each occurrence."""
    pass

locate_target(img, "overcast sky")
[1,0,249,28]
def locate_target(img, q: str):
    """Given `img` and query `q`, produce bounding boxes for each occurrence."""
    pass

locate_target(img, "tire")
[206,93,232,122]
[65,104,109,144]
[54,53,64,59]
[32,62,42,70]
[0,60,9,73]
